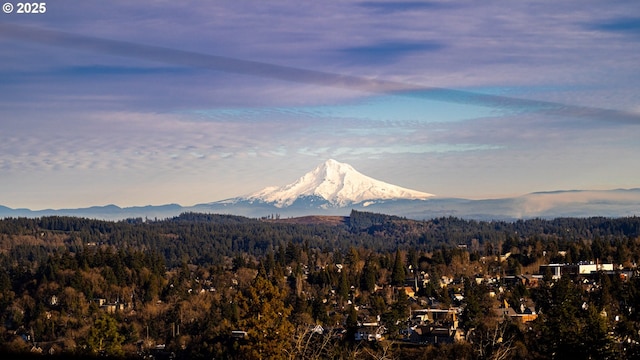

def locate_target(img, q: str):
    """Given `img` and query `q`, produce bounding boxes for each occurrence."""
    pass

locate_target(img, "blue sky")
[1,0,639,209]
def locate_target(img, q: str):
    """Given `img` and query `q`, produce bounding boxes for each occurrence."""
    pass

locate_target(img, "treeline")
[2,211,640,269]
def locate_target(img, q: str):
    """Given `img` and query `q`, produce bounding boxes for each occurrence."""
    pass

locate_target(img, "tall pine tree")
[391,249,406,286]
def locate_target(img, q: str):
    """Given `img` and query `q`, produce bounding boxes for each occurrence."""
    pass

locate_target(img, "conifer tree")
[237,272,294,360]
[86,313,124,357]
[391,249,406,286]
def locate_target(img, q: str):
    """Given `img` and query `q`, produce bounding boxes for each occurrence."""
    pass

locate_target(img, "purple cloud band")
[2,22,639,126]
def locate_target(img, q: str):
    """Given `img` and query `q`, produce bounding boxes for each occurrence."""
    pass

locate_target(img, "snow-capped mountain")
[242,159,434,208]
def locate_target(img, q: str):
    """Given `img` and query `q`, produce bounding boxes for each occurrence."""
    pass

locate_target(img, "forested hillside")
[1,211,640,359]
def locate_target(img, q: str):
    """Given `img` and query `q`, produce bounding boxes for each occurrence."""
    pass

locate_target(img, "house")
[355,324,385,341]
[516,274,542,288]
[512,307,538,323]
[419,272,431,287]
[409,325,465,344]
[407,308,464,344]
[101,302,126,314]
[439,276,453,288]
[495,306,517,319]
[411,308,460,329]
[402,286,416,299]
[93,298,107,306]
[494,303,537,323]
[539,262,614,279]
[231,330,248,339]
[571,262,614,275]
[102,303,117,313]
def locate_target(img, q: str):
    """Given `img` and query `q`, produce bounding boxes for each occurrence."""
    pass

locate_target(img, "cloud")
[2,23,638,125]
[56,65,193,77]
[338,41,445,64]
[358,1,451,13]
[588,17,640,35]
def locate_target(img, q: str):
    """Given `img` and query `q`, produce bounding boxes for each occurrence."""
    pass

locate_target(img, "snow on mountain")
[244,159,434,208]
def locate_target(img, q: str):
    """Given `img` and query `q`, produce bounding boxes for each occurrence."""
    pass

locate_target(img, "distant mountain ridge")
[1,160,639,221]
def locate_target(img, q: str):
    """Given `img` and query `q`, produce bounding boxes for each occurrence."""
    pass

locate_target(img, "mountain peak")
[315,159,357,177]
[324,158,341,166]
[245,160,434,208]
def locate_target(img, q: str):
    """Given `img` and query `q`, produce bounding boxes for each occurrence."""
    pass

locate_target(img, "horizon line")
[2,187,640,212]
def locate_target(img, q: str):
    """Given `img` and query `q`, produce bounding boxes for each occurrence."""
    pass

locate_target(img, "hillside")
[263,215,348,226]
[1,211,640,358]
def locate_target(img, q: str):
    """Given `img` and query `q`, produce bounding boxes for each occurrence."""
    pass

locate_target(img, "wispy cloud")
[357,1,452,13]
[338,41,445,64]
[1,23,638,125]
[588,17,640,35]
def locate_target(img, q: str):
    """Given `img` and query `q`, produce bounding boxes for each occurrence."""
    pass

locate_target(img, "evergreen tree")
[391,249,406,286]
[360,257,377,292]
[461,277,491,331]
[86,313,125,357]
[338,270,350,301]
[532,275,615,359]
[237,273,294,360]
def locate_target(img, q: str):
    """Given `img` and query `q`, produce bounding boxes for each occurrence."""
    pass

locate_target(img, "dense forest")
[1,211,640,359]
